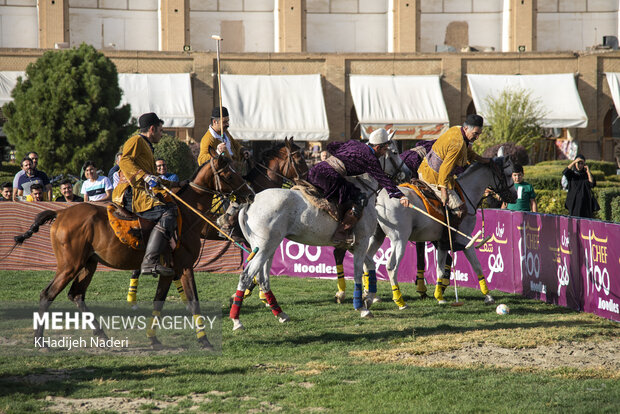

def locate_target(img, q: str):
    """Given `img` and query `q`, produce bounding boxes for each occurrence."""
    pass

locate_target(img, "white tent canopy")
[0,71,25,107]
[604,73,620,117]
[349,75,450,139]
[118,73,194,128]
[220,74,329,141]
[467,73,588,128]
[1,72,195,128]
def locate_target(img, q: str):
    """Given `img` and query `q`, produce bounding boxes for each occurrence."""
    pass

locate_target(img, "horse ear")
[497,146,504,158]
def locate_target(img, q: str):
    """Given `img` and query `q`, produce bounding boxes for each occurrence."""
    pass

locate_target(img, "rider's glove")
[143,174,160,188]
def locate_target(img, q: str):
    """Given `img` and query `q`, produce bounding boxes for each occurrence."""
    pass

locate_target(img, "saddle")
[399,179,466,228]
[291,179,340,222]
[107,204,182,251]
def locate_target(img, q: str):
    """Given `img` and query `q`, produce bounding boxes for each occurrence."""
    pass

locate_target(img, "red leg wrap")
[229,290,245,319]
[263,290,283,316]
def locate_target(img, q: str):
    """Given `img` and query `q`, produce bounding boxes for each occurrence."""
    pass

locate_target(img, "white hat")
[368,128,389,145]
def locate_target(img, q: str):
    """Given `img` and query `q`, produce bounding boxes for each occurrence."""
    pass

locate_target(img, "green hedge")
[535,189,566,215]
[611,197,620,223]
[593,188,620,222]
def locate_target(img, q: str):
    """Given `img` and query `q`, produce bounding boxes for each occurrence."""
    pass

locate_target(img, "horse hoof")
[130,304,139,311]
[437,299,447,305]
[278,312,290,323]
[484,295,495,305]
[372,297,381,304]
[232,319,244,331]
[398,304,409,310]
[418,293,429,299]
[360,310,374,318]
[150,337,163,350]
[334,292,345,304]
[198,337,214,351]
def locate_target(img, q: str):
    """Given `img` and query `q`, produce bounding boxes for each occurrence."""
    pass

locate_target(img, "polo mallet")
[212,34,225,130]
[159,183,258,262]
[445,206,464,307]
[406,203,489,249]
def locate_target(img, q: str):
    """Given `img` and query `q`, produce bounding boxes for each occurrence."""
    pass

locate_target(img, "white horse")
[364,157,517,307]
[228,143,411,331]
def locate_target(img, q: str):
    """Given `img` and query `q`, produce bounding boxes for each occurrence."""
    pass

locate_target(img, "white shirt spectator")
[81,176,113,201]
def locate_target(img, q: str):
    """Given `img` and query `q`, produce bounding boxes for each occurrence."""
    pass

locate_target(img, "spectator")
[502,164,537,212]
[155,158,179,182]
[12,151,52,200]
[563,154,600,219]
[0,181,12,201]
[108,152,122,183]
[55,179,84,202]
[81,160,113,202]
[320,150,329,161]
[26,183,45,202]
[14,157,51,201]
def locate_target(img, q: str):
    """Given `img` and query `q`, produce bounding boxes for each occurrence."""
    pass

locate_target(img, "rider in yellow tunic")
[112,112,183,277]
[198,106,248,167]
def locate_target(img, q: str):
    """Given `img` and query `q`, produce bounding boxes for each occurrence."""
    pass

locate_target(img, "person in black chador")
[563,154,600,219]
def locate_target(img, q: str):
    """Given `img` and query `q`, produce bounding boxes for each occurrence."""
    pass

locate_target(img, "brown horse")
[245,137,308,192]
[13,154,254,350]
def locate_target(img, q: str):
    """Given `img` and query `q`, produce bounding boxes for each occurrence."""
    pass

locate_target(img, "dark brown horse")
[13,154,254,349]
[245,137,308,192]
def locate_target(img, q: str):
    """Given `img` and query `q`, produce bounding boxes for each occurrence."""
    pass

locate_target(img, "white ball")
[496,304,510,315]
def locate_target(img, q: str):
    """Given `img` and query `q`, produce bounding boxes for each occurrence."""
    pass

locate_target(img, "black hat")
[465,114,484,128]
[211,106,229,119]
[139,112,164,129]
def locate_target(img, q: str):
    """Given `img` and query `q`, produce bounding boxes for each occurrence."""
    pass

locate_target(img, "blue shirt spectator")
[155,158,179,182]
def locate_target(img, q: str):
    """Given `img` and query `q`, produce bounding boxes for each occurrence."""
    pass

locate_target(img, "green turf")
[0,270,618,413]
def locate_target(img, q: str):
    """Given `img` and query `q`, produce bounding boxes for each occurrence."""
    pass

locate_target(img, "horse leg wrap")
[353,283,363,310]
[146,310,161,338]
[415,270,427,295]
[367,270,377,294]
[362,272,369,292]
[193,314,206,339]
[259,288,268,304]
[127,278,139,304]
[478,274,489,295]
[173,280,188,305]
[263,290,283,316]
[244,277,258,298]
[392,284,406,308]
[229,290,245,319]
[336,264,346,292]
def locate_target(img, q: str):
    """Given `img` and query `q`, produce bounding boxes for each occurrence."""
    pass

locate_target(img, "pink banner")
[259,210,620,322]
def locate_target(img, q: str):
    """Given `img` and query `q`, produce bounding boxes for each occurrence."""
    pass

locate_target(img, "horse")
[13,154,254,349]
[363,157,517,307]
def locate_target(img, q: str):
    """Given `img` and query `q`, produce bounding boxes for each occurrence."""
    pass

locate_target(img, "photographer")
[563,154,599,219]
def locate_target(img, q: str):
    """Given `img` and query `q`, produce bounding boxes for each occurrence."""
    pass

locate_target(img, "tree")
[154,134,198,181]
[2,43,134,176]
[473,88,546,155]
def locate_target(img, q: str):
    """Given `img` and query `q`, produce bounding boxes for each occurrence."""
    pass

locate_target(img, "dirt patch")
[354,331,620,379]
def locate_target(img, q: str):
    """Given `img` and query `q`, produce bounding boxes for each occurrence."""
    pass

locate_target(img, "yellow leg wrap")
[173,280,188,304]
[244,276,259,298]
[127,278,139,304]
[434,283,444,301]
[391,284,406,308]
[259,288,267,304]
[146,310,161,338]
[336,264,346,292]
[440,277,450,294]
[478,275,489,295]
[415,270,427,294]
[193,314,206,339]
[363,271,369,292]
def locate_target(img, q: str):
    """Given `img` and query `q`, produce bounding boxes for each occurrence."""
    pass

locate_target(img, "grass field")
[0,270,618,413]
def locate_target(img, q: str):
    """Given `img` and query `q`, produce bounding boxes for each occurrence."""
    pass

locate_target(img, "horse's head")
[379,140,412,183]
[488,156,517,204]
[283,137,309,179]
[193,154,255,202]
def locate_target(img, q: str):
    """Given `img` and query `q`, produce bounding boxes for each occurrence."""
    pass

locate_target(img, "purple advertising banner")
[257,210,620,322]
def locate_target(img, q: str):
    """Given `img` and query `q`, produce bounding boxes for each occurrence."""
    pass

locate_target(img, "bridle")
[252,144,307,189]
[380,143,408,183]
[462,157,515,212]
[189,157,253,199]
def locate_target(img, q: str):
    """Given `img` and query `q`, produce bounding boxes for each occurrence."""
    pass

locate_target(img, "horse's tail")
[14,210,57,245]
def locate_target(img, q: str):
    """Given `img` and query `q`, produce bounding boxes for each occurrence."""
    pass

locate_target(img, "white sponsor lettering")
[598,297,620,314]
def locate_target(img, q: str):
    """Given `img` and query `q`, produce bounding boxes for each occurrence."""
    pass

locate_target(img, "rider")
[307,128,411,246]
[198,107,250,172]
[112,112,183,277]
[418,114,490,217]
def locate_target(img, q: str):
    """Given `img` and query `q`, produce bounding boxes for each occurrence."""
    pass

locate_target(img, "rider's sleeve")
[367,158,405,199]
[198,132,216,165]
[437,141,462,188]
[118,135,148,186]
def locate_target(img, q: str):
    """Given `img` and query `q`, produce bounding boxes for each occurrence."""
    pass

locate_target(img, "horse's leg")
[65,256,109,340]
[352,239,372,318]
[146,275,173,349]
[463,247,495,304]
[257,255,289,324]
[434,248,449,304]
[360,225,385,305]
[126,269,141,309]
[414,242,429,299]
[385,237,408,310]
[178,268,213,349]
[333,248,347,304]
[230,250,269,331]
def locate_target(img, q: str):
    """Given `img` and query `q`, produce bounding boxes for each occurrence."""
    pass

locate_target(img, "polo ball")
[496,304,510,315]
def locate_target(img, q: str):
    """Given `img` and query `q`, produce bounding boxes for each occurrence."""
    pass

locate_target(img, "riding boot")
[331,209,359,246]
[141,227,174,277]
[216,202,246,244]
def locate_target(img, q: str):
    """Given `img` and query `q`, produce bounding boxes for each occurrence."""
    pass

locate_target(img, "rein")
[251,145,306,189]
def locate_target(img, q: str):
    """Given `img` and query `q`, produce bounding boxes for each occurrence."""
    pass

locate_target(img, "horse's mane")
[259,143,288,163]
[457,157,506,182]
